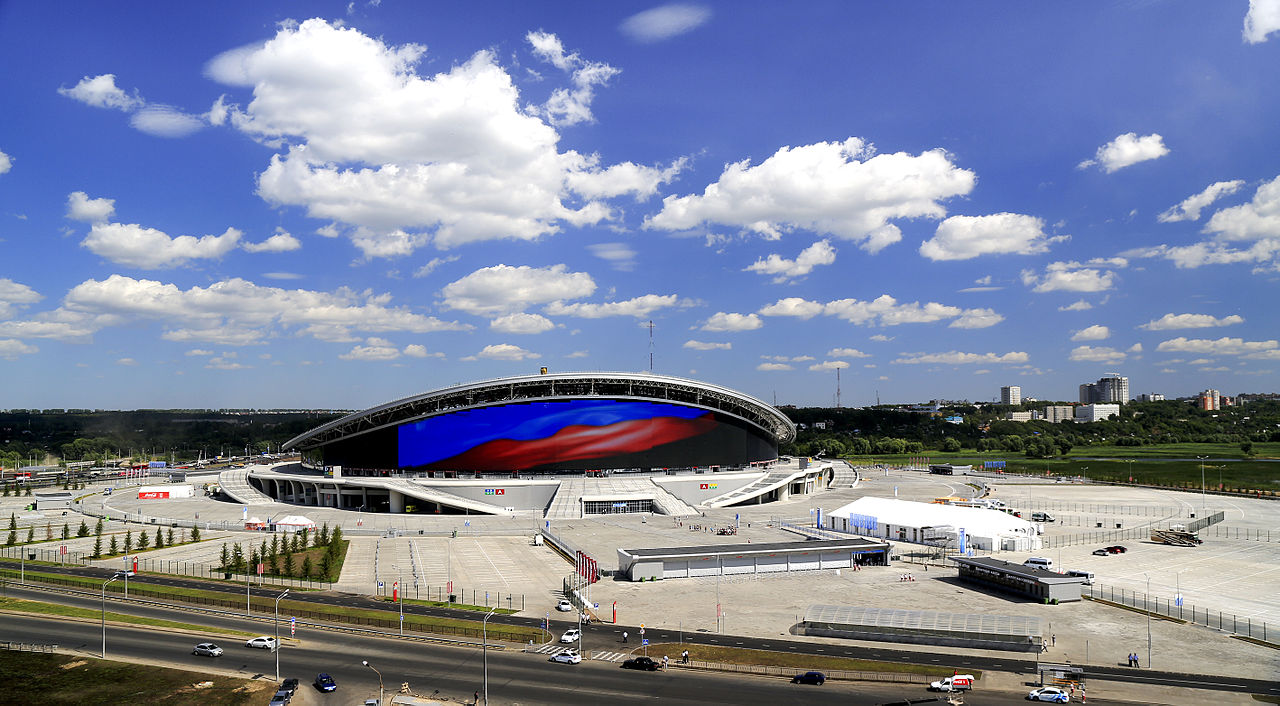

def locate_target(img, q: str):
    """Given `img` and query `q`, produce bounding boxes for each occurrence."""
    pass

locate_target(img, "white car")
[1027,686,1070,702]
[560,628,581,643]
[555,599,574,612]
[549,649,582,664]
[245,636,278,650]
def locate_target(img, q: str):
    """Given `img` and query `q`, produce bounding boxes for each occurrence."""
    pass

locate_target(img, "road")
[4,560,1276,698]
[0,602,1044,705]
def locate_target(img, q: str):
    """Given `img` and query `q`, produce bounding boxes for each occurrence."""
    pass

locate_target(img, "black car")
[791,671,826,685]
[314,673,337,692]
[622,656,660,671]
[1105,545,1128,554]
[279,678,299,697]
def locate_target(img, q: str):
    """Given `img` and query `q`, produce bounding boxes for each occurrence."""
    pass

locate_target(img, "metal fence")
[373,582,525,611]
[1085,583,1273,643]
[675,660,932,684]
[2,641,58,653]
[1040,511,1224,549]
[1205,525,1275,542]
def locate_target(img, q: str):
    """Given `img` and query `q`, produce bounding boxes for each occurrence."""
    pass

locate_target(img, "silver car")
[193,642,223,657]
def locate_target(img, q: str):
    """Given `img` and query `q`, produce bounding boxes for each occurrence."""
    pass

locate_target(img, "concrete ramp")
[217,468,276,505]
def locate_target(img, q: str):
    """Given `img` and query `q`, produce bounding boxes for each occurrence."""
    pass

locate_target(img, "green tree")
[154,528,164,548]
[270,555,280,576]
[231,543,245,573]
[300,528,310,549]
[25,527,34,543]
[4,530,14,546]
[941,437,962,453]
[95,517,104,536]
[2,485,8,497]
[77,520,90,537]
[167,528,174,546]
[123,530,133,554]
[93,534,102,558]
[109,535,118,555]
[318,523,330,546]
[219,542,229,568]
[7,513,15,532]
[191,526,201,542]
[329,526,343,555]
[137,531,149,550]
[301,556,313,579]
[319,552,333,580]
[283,553,294,577]
[1241,440,1254,455]
[61,524,70,540]
[269,534,279,559]
[24,486,31,496]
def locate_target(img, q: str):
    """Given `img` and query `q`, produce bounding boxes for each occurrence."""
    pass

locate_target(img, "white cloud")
[892,351,1029,365]
[205,355,249,369]
[700,312,762,332]
[339,336,401,361]
[1128,239,1280,270]
[129,105,205,138]
[58,74,143,111]
[0,149,11,175]
[81,223,242,269]
[620,4,712,42]
[490,312,555,334]
[262,272,304,280]
[1078,132,1170,173]
[402,343,443,358]
[920,213,1065,261]
[756,362,792,371]
[0,279,42,319]
[683,340,730,351]
[185,349,213,356]
[762,354,814,362]
[1071,324,1110,341]
[1158,180,1246,222]
[566,350,589,358]
[950,308,1004,329]
[208,19,672,257]
[525,31,619,127]
[1021,261,1119,292]
[645,138,975,253]
[545,294,681,318]
[827,347,870,358]
[1244,0,1280,43]
[1128,343,1144,353]
[588,242,638,271]
[66,192,116,223]
[471,343,540,361]
[0,339,37,359]
[1203,175,1280,241]
[1156,336,1278,357]
[242,230,302,253]
[1140,313,1245,330]
[869,334,892,342]
[745,240,836,282]
[757,297,824,319]
[412,256,459,278]
[116,357,138,366]
[1059,300,1093,311]
[808,360,850,371]
[1069,345,1127,363]
[441,264,595,316]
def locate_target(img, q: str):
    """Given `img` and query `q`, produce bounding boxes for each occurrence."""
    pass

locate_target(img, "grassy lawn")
[0,652,275,706]
[0,595,256,636]
[649,642,978,678]
[374,593,519,615]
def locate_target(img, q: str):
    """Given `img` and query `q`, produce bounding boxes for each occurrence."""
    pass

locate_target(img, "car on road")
[314,673,337,692]
[550,649,582,664]
[1092,548,1109,556]
[114,570,135,578]
[1105,545,1127,554]
[245,636,278,649]
[1027,685,1070,702]
[560,628,581,643]
[621,656,660,671]
[268,690,291,706]
[555,599,574,612]
[929,674,974,691]
[790,671,826,685]
[192,642,223,657]
[279,678,299,697]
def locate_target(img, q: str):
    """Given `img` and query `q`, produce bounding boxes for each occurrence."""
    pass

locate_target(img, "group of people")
[1126,652,1141,667]
[898,573,916,582]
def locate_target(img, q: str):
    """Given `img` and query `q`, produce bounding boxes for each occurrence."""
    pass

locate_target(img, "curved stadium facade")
[283,372,795,474]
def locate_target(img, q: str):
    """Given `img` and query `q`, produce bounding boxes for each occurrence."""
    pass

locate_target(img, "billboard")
[397,399,770,471]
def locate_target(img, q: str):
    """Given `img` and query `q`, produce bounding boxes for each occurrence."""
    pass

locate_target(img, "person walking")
[682,649,689,664]
[662,655,669,670]
[622,631,628,643]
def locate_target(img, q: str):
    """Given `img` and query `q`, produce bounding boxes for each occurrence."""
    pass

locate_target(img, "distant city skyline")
[1,3,1278,409]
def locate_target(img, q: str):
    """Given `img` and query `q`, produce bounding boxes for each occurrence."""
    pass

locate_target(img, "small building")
[1075,403,1120,422]
[950,556,1086,602]
[617,537,889,582]
[827,497,1041,551]
[33,489,74,512]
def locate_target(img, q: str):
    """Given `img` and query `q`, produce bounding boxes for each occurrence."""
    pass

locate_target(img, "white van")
[1023,557,1053,570]
[1065,569,1094,585]
[929,674,975,692]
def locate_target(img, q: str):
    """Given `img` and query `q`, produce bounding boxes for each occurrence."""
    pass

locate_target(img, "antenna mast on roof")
[648,320,654,372]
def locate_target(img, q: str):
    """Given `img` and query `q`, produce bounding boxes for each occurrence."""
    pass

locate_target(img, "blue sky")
[2,1,1279,410]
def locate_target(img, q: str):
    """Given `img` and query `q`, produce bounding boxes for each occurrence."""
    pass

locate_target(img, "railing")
[2,641,58,653]
[1085,583,1273,643]
[675,660,933,684]
[373,582,524,611]
[1041,512,1224,549]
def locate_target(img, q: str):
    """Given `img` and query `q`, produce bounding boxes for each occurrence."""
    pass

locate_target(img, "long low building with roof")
[616,537,890,581]
[825,496,1042,552]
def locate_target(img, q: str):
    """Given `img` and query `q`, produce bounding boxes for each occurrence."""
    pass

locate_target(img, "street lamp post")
[392,564,404,636]
[274,588,289,681]
[101,574,119,658]
[1144,573,1152,669]
[1197,456,1207,513]
[362,660,383,706]
[482,608,496,706]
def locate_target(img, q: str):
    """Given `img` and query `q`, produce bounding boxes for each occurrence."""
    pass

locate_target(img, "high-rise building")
[1000,385,1021,406]
[1137,393,1165,402]
[1079,375,1128,404]
[1075,403,1121,422]
[1043,405,1075,423]
[1199,389,1220,411]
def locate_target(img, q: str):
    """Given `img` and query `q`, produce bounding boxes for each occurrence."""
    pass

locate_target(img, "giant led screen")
[397,399,774,471]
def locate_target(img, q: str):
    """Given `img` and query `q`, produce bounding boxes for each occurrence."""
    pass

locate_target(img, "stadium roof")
[283,371,796,451]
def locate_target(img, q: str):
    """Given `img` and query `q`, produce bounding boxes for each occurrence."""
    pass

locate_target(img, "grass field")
[648,642,978,678]
[0,595,256,636]
[850,443,1280,494]
[0,652,274,706]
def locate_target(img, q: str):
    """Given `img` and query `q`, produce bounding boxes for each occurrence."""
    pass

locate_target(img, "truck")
[929,674,975,692]
[1031,511,1055,522]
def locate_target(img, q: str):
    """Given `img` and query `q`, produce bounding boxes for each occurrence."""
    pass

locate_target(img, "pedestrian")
[682,649,689,663]
[1051,633,1056,646]
[623,631,628,643]
[663,655,669,670]
[474,690,479,705]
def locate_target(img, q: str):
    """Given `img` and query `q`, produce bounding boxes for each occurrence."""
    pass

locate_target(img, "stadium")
[236,372,838,518]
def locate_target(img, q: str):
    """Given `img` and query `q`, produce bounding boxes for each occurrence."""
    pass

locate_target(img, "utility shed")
[33,490,74,512]
[951,556,1086,603]
[617,537,889,582]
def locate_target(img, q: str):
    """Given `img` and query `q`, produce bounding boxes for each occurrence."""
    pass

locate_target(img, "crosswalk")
[529,643,629,662]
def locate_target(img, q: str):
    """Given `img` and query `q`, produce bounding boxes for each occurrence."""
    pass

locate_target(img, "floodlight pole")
[101,574,119,658]
[274,588,289,681]
[392,564,404,636]
[1197,456,1207,513]
[483,608,496,705]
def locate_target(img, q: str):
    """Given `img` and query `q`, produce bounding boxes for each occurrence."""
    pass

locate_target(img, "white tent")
[827,496,1041,551]
[274,515,316,530]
